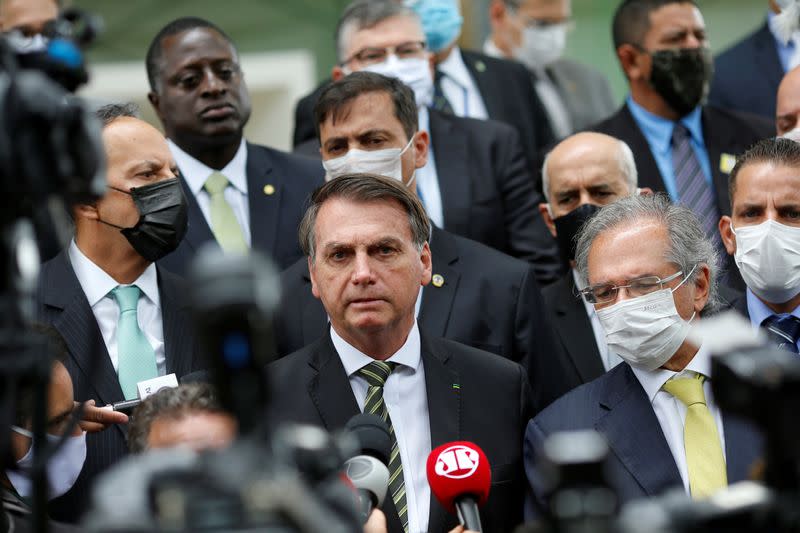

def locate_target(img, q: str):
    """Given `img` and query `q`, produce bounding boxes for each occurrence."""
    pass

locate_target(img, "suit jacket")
[543,58,617,134]
[37,251,199,522]
[268,331,534,533]
[159,142,324,275]
[523,363,763,518]
[709,21,783,120]
[588,103,773,218]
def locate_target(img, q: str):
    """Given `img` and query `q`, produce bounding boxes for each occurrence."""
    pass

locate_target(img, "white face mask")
[513,23,568,71]
[322,137,415,186]
[732,219,800,304]
[6,426,88,500]
[596,270,695,371]
[360,55,434,108]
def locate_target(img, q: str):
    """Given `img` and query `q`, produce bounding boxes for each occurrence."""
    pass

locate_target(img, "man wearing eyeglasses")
[523,193,762,518]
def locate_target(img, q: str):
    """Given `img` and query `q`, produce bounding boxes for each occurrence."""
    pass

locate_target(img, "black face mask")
[648,47,714,117]
[553,203,601,266]
[102,178,188,262]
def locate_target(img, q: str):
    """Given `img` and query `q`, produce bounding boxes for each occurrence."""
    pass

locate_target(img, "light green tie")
[662,373,727,499]
[112,285,158,400]
[204,172,248,253]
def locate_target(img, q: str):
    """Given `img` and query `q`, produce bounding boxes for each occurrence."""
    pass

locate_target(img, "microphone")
[344,414,393,524]
[426,441,491,532]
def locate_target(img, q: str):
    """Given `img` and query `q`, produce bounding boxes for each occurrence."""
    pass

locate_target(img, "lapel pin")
[263,184,276,195]
[432,273,445,287]
[475,60,486,73]
[719,153,736,174]
[452,383,460,390]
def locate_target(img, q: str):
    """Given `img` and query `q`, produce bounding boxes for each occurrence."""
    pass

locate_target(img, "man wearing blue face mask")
[523,194,763,518]
[719,137,800,352]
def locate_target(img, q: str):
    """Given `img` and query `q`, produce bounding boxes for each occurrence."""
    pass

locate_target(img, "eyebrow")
[48,408,74,428]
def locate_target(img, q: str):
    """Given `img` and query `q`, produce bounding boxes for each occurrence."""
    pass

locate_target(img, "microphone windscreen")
[344,455,390,507]
[345,413,392,465]
[426,441,491,514]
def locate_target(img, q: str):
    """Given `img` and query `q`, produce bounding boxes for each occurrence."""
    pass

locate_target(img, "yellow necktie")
[662,373,727,499]
[203,172,248,254]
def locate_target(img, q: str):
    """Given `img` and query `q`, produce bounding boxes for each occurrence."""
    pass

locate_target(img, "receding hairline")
[313,195,417,246]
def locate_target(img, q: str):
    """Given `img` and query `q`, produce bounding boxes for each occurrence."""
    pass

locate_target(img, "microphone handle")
[455,495,483,532]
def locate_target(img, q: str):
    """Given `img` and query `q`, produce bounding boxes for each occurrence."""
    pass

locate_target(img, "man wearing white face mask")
[719,137,800,352]
[485,0,616,137]
[523,193,763,518]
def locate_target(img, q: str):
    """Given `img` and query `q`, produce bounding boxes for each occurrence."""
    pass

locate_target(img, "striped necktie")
[762,314,800,353]
[111,285,158,400]
[204,171,248,253]
[357,361,408,532]
[432,70,455,115]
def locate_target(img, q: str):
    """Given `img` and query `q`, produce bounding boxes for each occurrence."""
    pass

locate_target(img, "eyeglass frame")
[340,40,428,67]
[578,267,694,306]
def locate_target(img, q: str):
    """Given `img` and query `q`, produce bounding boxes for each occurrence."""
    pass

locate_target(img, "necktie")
[671,124,721,248]
[204,172,248,253]
[662,373,727,499]
[357,361,407,532]
[432,70,455,115]
[112,285,158,400]
[762,314,800,353]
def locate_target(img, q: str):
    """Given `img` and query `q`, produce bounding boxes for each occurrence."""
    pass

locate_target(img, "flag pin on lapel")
[432,274,445,287]
[475,60,486,73]
[719,153,736,174]
[263,184,275,195]
[452,383,460,390]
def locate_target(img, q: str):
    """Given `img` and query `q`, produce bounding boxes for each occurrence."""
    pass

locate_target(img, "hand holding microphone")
[427,441,491,533]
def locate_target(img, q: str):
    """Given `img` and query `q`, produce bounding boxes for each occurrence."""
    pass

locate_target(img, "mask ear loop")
[671,262,698,293]
[401,135,417,189]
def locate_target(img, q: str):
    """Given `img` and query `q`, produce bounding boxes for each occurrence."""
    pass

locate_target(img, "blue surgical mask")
[406,0,463,53]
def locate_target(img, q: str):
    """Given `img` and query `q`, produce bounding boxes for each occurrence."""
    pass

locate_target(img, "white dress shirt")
[416,106,444,228]
[630,344,727,495]
[436,47,489,120]
[168,138,252,246]
[68,240,166,375]
[331,322,431,533]
[572,270,622,371]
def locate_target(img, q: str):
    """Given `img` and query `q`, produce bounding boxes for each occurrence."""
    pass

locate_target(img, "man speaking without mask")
[588,0,771,253]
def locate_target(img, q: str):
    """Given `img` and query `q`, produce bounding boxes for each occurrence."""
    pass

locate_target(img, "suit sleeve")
[523,417,550,522]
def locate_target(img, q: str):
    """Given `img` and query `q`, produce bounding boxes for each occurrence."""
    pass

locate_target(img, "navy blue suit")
[523,363,763,519]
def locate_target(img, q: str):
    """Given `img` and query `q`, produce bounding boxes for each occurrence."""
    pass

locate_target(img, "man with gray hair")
[523,194,762,517]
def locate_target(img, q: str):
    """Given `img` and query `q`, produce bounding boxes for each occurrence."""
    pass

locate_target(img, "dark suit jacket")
[589,103,773,218]
[709,21,784,120]
[523,363,763,519]
[268,331,534,533]
[37,251,199,522]
[159,142,324,275]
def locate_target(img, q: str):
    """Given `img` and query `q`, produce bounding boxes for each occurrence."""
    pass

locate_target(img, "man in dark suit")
[144,17,323,275]
[37,104,199,522]
[270,174,534,533]
[524,194,762,519]
[588,0,773,234]
[709,3,785,120]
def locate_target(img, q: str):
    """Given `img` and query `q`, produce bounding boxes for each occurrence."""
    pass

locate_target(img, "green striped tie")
[357,361,408,532]
[203,171,248,254]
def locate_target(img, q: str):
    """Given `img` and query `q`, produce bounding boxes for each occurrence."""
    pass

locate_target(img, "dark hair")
[145,16,234,92]
[15,323,69,427]
[128,383,227,453]
[314,71,418,142]
[729,137,800,202]
[335,0,419,62]
[298,173,431,261]
[612,0,697,49]
[94,102,139,128]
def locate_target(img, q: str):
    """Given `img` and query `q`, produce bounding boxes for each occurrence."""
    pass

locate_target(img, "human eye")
[630,277,661,295]
[176,72,200,88]
[357,48,386,64]
[397,42,422,57]
[592,284,615,302]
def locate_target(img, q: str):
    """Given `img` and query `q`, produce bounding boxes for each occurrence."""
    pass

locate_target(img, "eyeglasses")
[341,40,427,66]
[579,270,686,305]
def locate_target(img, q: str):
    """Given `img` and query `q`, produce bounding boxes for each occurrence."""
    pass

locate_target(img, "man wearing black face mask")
[588,0,772,262]
[36,103,199,523]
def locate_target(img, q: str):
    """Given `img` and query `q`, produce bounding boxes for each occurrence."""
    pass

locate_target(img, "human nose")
[350,252,374,285]
[200,68,227,96]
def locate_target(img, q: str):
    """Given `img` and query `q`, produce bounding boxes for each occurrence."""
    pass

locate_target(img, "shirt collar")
[768,11,797,48]
[68,240,161,309]
[482,38,504,59]
[168,138,248,196]
[437,46,473,91]
[631,342,712,404]
[331,321,422,377]
[746,287,800,326]
[626,96,704,156]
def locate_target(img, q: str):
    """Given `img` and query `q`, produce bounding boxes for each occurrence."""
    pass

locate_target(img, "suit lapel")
[612,105,665,193]
[461,50,500,118]
[307,334,361,432]
[246,144,280,255]
[595,365,683,496]
[418,227,461,338]
[723,413,763,484]
[178,174,218,253]
[299,264,328,345]
[551,275,605,382]
[158,268,194,377]
[428,110,471,234]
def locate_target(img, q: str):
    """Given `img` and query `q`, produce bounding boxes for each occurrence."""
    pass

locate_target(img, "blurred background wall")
[74,0,768,150]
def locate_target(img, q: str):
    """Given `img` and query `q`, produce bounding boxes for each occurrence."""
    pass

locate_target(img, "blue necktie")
[762,314,800,353]
[111,285,158,399]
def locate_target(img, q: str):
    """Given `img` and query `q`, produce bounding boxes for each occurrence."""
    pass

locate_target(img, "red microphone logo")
[434,444,481,479]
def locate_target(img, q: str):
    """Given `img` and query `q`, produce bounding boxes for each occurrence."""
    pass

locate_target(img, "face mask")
[362,56,434,108]
[322,137,415,186]
[406,0,463,53]
[513,24,568,71]
[102,178,188,262]
[596,268,695,371]
[732,220,800,304]
[553,203,600,265]
[648,47,714,117]
[6,426,88,500]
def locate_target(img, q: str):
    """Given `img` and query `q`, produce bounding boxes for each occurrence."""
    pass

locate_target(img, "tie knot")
[663,373,707,407]
[111,285,141,313]
[672,123,691,143]
[357,361,396,387]
[204,172,230,195]
[763,313,800,343]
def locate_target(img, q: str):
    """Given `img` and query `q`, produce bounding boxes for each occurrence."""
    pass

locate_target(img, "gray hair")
[94,102,139,128]
[336,0,421,62]
[574,193,720,313]
[299,173,431,262]
[541,136,638,203]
